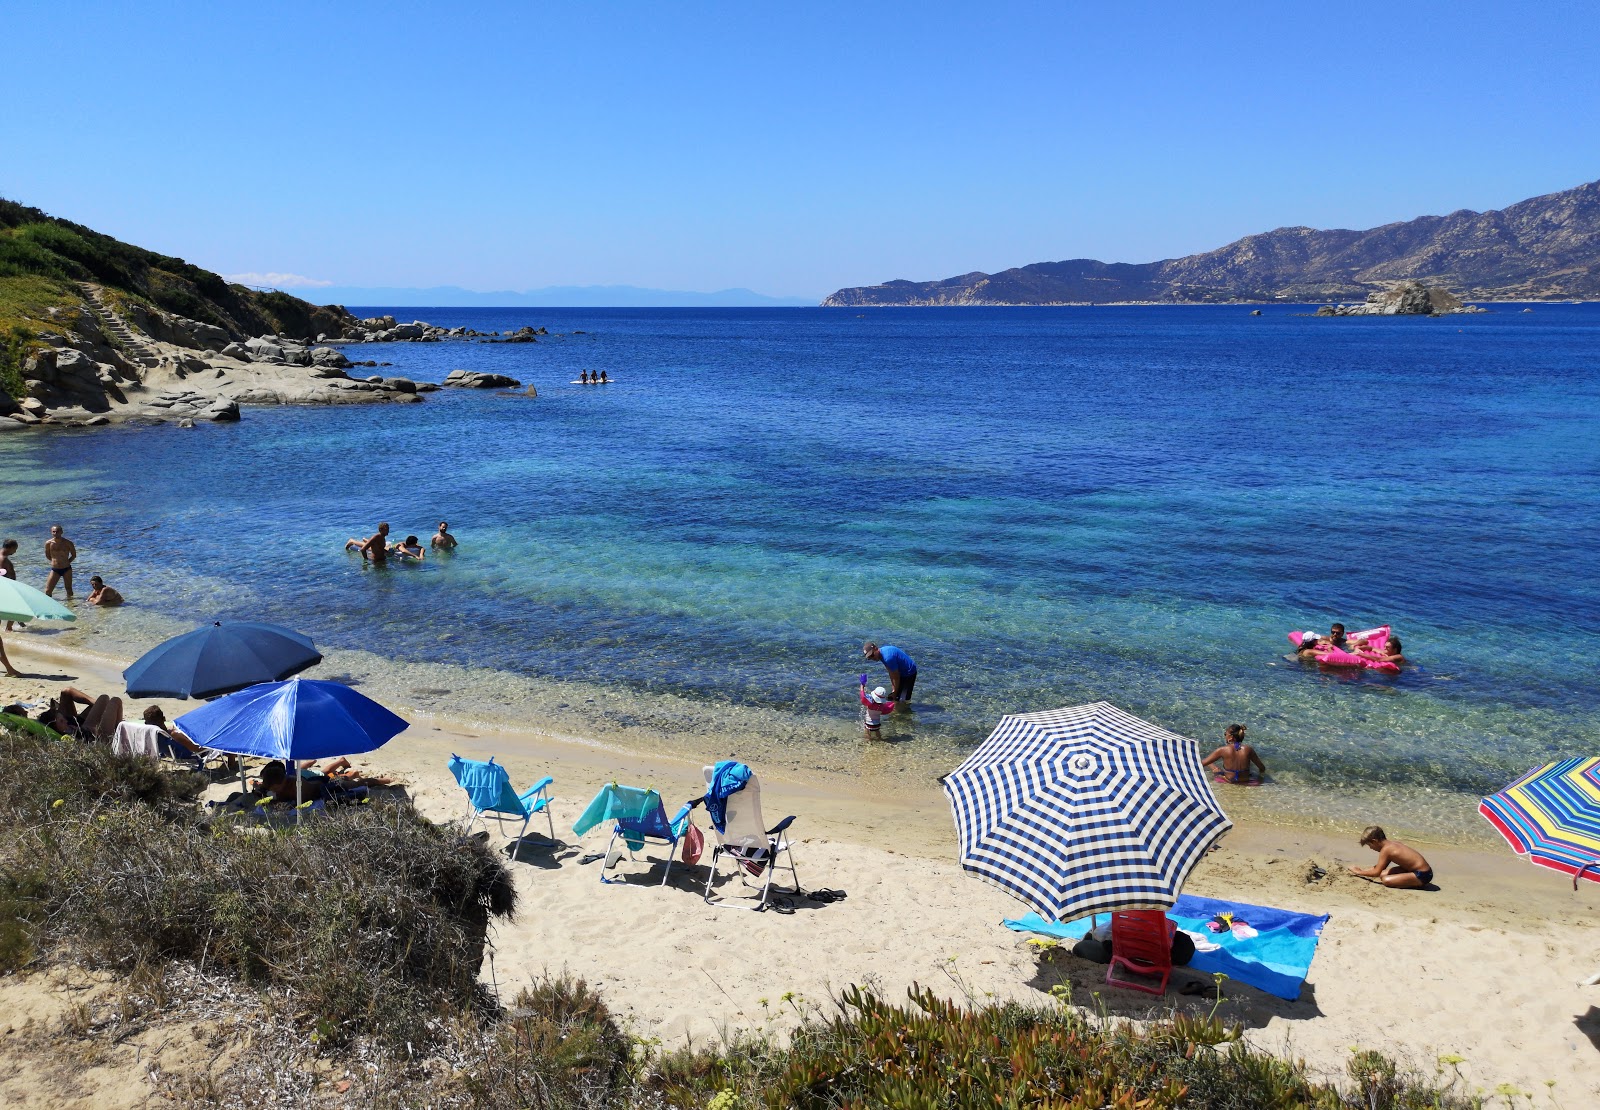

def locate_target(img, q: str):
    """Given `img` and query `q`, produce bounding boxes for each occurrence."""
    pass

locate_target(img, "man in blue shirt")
[863,641,917,707]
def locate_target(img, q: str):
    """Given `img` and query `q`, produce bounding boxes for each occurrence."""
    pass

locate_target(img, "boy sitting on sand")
[1348,825,1433,889]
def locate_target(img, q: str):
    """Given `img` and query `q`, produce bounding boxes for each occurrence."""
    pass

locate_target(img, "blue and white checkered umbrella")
[942,701,1232,922]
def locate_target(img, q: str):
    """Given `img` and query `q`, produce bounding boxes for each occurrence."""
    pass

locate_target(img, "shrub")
[0,724,516,1049]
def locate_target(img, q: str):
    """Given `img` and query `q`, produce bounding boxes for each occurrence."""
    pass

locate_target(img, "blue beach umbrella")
[123,621,322,700]
[942,701,1232,923]
[174,677,407,764]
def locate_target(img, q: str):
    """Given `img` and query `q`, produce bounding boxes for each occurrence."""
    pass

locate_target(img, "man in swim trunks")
[345,522,390,564]
[1348,825,1433,888]
[431,521,458,550]
[863,641,917,707]
[1356,635,1406,667]
[44,524,76,598]
[1201,724,1265,784]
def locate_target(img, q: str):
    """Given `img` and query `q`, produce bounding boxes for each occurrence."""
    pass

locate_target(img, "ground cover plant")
[0,721,1487,1107]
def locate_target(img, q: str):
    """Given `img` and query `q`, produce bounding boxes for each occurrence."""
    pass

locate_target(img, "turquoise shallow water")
[2,305,1597,834]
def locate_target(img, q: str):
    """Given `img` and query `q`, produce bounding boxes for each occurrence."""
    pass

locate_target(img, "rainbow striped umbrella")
[1479,757,1600,888]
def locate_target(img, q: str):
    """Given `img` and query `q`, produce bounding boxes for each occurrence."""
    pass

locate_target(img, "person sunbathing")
[141,705,237,771]
[299,757,395,786]
[1348,825,1432,888]
[1201,724,1265,784]
[256,760,329,804]
[43,687,122,740]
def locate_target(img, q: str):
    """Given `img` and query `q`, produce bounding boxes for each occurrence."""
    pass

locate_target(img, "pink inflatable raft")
[1288,625,1400,674]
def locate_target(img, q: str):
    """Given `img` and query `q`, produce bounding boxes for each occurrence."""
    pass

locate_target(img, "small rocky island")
[1313,281,1486,317]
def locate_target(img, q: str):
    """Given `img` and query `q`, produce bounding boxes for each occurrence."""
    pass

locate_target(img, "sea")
[3,305,1597,839]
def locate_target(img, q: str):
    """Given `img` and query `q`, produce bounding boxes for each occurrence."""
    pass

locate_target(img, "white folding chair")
[701,765,800,911]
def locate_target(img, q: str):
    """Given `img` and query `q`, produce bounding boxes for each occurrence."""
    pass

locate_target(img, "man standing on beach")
[2,538,18,633]
[863,641,917,708]
[346,523,390,565]
[44,524,76,598]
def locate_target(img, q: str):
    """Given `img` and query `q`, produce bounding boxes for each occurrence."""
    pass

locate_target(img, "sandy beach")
[2,635,1598,1106]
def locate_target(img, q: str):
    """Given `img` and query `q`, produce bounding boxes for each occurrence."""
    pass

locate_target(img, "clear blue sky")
[4,1,1597,299]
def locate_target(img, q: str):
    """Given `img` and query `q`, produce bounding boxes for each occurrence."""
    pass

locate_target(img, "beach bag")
[682,821,705,865]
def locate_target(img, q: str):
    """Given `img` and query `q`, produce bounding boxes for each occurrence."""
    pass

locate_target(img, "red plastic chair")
[1106,910,1176,995]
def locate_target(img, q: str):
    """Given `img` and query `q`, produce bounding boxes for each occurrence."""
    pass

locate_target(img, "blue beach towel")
[705,760,751,833]
[1005,893,1328,1001]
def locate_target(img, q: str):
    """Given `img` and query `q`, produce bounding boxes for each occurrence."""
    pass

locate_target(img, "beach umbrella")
[175,678,407,813]
[942,701,1232,923]
[1479,757,1600,888]
[123,620,321,700]
[0,577,76,623]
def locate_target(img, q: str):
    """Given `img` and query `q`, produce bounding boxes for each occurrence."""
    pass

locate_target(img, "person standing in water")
[44,524,76,598]
[431,521,458,551]
[1202,724,1265,784]
[862,641,917,707]
[345,523,390,565]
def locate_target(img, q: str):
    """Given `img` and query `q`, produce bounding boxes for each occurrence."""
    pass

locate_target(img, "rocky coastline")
[0,290,537,431]
[1311,281,1487,317]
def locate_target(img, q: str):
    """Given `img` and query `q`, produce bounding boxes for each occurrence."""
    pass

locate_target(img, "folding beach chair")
[701,765,800,911]
[448,754,554,842]
[573,783,693,886]
[1106,910,1176,995]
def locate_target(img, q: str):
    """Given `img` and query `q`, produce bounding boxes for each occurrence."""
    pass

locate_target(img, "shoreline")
[4,635,1599,1101]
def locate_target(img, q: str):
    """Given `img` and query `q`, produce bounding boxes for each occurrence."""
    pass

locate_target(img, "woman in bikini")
[1201,723,1266,785]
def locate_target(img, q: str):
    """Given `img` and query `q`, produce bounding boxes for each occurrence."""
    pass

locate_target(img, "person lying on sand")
[43,687,122,740]
[390,535,426,561]
[256,760,328,804]
[299,757,396,786]
[1202,724,1265,784]
[86,576,123,606]
[1348,825,1432,889]
[345,522,390,564]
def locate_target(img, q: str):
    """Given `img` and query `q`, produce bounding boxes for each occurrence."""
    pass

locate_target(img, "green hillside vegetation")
[0,197,356,396]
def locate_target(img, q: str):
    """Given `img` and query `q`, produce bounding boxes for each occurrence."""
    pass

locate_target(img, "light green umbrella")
[0,577,76,623]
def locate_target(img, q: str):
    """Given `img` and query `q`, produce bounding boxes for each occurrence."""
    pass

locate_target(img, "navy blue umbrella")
[122,621,322,700]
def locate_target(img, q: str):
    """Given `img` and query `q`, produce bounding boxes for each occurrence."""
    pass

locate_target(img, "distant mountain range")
[299,284,817,308]
[823,179,1600,306]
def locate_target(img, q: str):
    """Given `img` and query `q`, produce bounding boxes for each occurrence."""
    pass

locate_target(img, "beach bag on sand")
[682,821,705,865]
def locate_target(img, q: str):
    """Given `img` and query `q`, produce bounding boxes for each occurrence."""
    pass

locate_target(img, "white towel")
[111,722,164,760]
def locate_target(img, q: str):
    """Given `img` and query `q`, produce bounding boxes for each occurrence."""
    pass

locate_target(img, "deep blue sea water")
[3,305,1597,833]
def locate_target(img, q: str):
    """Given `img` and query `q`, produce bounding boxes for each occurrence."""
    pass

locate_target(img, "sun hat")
[871,686,888,701]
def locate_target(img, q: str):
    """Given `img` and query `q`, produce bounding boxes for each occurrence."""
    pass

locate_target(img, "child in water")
[859,676,895,740]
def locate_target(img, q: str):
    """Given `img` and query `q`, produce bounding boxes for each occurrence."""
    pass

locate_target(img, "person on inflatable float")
[1356,635,1405,667]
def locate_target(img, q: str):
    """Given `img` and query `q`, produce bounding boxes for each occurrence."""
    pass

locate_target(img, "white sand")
[4,636,1598,1106]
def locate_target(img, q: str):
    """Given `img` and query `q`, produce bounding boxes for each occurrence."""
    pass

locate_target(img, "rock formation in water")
[824,178,1600,306]
[1312,282,1486,316]
[0,199,544,429]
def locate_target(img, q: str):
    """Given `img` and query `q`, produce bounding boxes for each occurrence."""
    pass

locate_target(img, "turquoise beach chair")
[448,754,555,842]
[572,783,693,887]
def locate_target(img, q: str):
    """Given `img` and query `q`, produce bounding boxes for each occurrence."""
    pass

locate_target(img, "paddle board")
[569,379,615,384]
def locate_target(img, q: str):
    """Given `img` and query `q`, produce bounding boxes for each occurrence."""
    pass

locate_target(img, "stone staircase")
[77,282,164,369]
